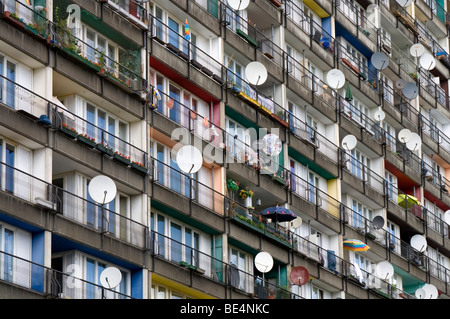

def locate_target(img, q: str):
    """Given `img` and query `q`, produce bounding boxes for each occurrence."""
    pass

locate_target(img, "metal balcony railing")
[0,250,133,299]
[150,230,301,299]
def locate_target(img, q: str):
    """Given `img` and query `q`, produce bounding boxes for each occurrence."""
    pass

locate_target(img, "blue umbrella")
[261,206,297,223]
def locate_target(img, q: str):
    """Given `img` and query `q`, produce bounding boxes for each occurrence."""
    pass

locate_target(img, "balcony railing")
[0,250,133,299]
[222,4,285,68]
[284,1,335,55]
[150,13,224,83]
[419,113,450,150]
[49,20,145,94]
[106,0,148,28]
[150,230,300,299]
[418,69,447,108]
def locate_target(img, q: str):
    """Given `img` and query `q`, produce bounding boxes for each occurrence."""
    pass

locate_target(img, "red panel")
[150,57,220,103]
[384,160,419,189]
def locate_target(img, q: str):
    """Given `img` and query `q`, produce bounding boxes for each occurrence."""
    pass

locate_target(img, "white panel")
[15,146,32,202]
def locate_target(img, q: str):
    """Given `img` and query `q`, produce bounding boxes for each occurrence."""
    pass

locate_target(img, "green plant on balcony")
[226,179,240,192]
[239,187,254,200]
[61,123,79,138]
[96,142,114,155]
[113,151,131,165]
[54,7,80,54]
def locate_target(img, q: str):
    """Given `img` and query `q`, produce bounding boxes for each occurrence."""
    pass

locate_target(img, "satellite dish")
[398,128,412,144]
[326,69,346,90]
[372,215,385,230]
[100,267,122,289]
[290,266,309,286]
[176,145,203,174]
[444,210,450,225]
[422,284,438,299]
[371,52,389,70]
[376,261,394,281]
[373,110,386,122]
[88,175,117,205]
[254,252,274,273]
[395,79,407,89]
[415,288,426,299]
[227,0,250,11]
[396,0,413,7]
[406,133,422,151]
[290,217,302,229]
[419,53,436,71]
[410,43,425,58]
[410,234,427,253]
[262,134,282,156]
[402,82,418,100]
[342,134,357,151]
[245,62,268,86]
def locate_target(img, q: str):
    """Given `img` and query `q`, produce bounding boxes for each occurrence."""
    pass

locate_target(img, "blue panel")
[131,269,143,299]
[321,17,332,37]
[335,22,372,58]
[31,232,45,292]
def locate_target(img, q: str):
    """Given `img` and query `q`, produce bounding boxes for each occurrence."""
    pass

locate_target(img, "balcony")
[150,14,224,100]
[284,2,335,69]
[150,230,300,299]
[103,0,148,30]
[381,85,419,133]
[418,69,448,111]
[0,250,133,299]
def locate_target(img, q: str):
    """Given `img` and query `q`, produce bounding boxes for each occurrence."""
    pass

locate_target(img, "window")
[151,212,201,266]
[351,198,373,230]
[341,39,368,77]
[383,121,396,152]
[225,117,253,162]
[312,286,324,299]
[380,73,394,104]
[386,220,399,253]
[0,139,15,194]
[384,171,397,202]
[84,101,129,154]
[225,55,245,90]
[306,114,318,144]
[307,171,319,204]
[84,256,129,299]
[0,54,16,109]
[344,97,369,128]
[349,148,370,180]
[0,225,14,282]
[354,253,375,285]
[82,26,120,74]
[230,247,250,291]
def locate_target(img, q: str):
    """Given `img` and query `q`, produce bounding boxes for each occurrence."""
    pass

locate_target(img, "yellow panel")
[326,179,339,218]
[151,273,217,299]
[303,0,330,18]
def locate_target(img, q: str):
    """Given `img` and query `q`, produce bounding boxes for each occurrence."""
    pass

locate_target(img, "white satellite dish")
[376,261,394,281]
[100,267,122,289]
[326,69,346,90]
[410,43,425,58]
[444,210,450,225]
[372,215,385,230]
[290,217,302,230]
[410,234,427,253]
[176,145,203,174]
[342,134,357,151]
[227,0,250,11]
[406,133,422,151]
[402,82,418,100]
[415,288,426,299]
[88,175,117,205]
[254,252,274,274]
[419,53,436,71]
[371,52,389,70]
[422,283,438,299]
[398,128,412,144]
[245,62,268,86]
[395,79,407,89]
[373,110,385,122]
[396,0,413,7]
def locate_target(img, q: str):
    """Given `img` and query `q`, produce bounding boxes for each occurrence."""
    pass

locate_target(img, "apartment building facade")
[1,0,450,300]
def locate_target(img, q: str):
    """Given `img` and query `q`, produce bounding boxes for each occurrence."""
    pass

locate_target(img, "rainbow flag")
[26,0,31,5]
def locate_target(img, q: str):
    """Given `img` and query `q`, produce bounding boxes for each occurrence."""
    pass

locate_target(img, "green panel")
[207,0,219,18]
[151,200,220,235]
[288,147,335,180]
[80,10,139,50]
[225,105,260,132]
[212,235,223,281]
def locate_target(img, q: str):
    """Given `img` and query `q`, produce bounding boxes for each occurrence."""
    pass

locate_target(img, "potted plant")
[113,151,131,165]
[96,142,114,156]
[77,134,97,148]
[60,123,79,138]
[130,161,147,174]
